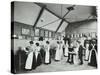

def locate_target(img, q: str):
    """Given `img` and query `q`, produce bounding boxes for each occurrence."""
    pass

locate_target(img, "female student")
[73,40,80,65]
[67,41,74,64]
[55,41,61,61]
[78,41,85,65]
[44,41,51,64]
[35,42,42,67]
[59,41,64,60]
[64,40,69,57]
[84,37,90,61]
[25,41,36,70]
[88,39,97,67]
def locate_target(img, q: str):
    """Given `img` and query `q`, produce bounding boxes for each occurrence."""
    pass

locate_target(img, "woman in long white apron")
[44,41,51,64]
[25,41,36,70]
[85,44,90,61]
[59,41,64,60]
[64,41,69,57]
[35,42,42,67]
[55,41,61,61]
[73,41,80,65]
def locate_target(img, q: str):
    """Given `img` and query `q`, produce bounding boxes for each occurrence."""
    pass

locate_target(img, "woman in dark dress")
[35,42,42,67]
[88,38,97,67]
[78,42,85,65]
[39,37,45,63]
[25,41,36,70]
[67,42,75,64]
[44,41,51,64]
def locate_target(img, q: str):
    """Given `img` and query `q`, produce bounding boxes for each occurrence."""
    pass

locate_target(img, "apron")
[55,45,60,60]
[45,45,50,63]
[25,52,34,69]
[64,43,69,56]
[25,45,35,69]
[74,46,79,65]
[85,44,89,60]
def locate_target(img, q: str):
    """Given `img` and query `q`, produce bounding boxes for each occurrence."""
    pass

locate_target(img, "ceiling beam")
[55,5,75,33]
[35,3,72,33]
[33,4,46,29]
[70,19,97,24]
[55,19,64,32]
[55,10,71,32]
[35,3,70,24]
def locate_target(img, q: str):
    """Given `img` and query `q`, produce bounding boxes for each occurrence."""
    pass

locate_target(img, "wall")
[65,19,97,35]
[12,21,34,36]
[11,21,59,54]
[11,21,34,54]
[13,1,41,25]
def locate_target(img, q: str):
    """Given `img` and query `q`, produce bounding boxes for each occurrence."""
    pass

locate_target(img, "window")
[45,31,48,37]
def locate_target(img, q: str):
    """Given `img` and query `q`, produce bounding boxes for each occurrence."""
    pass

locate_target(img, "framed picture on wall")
[45,31,48,37]
[35,28,40,36]
[22,28,30,35]
[31,30,34,36]
[91,32,96,38]
[40,29,44,37]
[49,31,51,37]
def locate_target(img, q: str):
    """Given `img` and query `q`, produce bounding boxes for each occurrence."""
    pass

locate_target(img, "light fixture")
[66,5,75,11]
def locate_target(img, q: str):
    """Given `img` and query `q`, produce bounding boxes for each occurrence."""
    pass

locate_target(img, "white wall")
[14,2,41,25]
[65,20,97,35]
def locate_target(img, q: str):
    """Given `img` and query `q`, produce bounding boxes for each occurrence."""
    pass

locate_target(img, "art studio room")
[11,1,97,74]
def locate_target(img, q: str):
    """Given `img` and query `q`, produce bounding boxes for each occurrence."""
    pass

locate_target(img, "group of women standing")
[24,36,97,71]
[25,41,42,70]
[24,40,51,71]
[63,36,97,66]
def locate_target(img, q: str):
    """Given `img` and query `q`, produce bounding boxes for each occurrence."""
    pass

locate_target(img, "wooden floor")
[25,57,96,73]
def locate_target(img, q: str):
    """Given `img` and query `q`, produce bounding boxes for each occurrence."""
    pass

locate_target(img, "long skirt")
[55,49,60,61]
[73,54,79,65]
[88,49,97,67]
[85,49,90,60]
[44,51,51,64]
[25,52,35,70]
[40,48,45,63]
[35,52,42,66]
[64,47,68,56]
[60,48,63,59]
[74,48,79,65]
